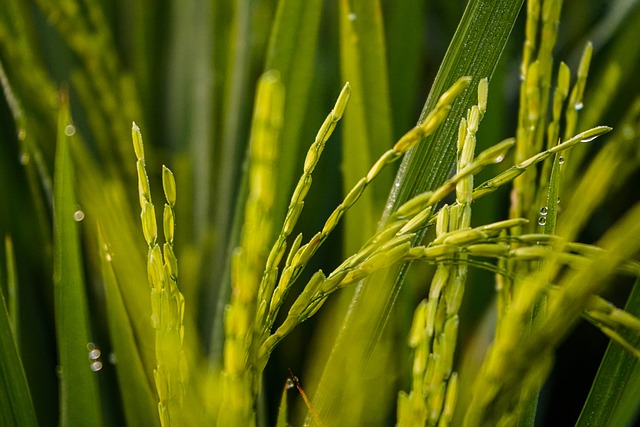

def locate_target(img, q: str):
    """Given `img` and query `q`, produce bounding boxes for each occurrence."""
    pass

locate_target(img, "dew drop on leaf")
[574,101,584,111]
[89,348,101,360]
[538,217,547,226]
[539,206,548,215]
[73,209,85,222]
[558,156,565,164]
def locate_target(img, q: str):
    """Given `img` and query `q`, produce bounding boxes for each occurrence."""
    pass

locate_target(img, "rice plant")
[1,0,639,426]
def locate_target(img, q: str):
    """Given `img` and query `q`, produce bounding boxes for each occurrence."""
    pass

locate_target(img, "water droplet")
[89,348,101,360]
[581,135,598,143]
[20,152,30,165]
[151,313,159,328]
[539,206,548,215]
[90,361,103,372]
[557,197,561,204]
[558,156,565,164]
[574,101,584,111]
[519,73,525,82]
[87,342,96,350]
[73,209,85,222]
[102,243,113,261]
[494,155,505,164]
[64,124,76,136]
[109,352,117,364]
[286,378,296,389]
[538,217,547,226]
[348,12,357,21]
[17,129,26,140]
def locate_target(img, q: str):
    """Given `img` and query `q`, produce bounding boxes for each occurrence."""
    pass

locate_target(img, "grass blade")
[310,1,525,424]
[0,252,37,427]
[385,0,427,136]
[97,227,159,427]
[72,146,157,383]
[53,91,103,427]
[339,0,394,253]
[576,278,640,427]
[276,380,290,427]
[3,236,18,337]
[265,0,324,224]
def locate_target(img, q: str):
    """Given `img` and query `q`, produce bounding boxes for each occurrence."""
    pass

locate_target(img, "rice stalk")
[132,123,186,427]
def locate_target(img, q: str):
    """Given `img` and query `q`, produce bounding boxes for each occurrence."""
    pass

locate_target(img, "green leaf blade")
[53,94,103,427]
[339,0,394,254]
[266,0,324,224]
[0,277,37,427]
[97,228,159,427]
[576,278,640,427]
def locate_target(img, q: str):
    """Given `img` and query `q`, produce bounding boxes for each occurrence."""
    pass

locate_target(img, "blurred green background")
[1,0,640,425]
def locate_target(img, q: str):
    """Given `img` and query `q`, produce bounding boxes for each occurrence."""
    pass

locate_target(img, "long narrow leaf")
[97,227,159,427]
[71,142,157,382]
[339,0,394,254]
[265,0,325,225]
[0,263,37,426]
[576,278,640,426]
[53,92,103,427]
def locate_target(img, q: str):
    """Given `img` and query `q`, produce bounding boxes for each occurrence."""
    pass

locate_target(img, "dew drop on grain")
[581,135,598,143]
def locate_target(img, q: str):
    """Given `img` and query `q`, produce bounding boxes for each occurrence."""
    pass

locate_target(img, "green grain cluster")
[133,124,186,427]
